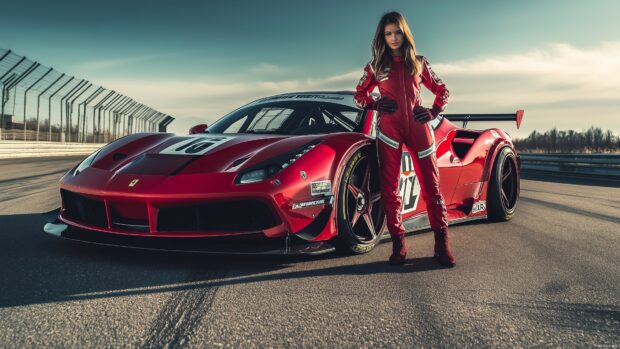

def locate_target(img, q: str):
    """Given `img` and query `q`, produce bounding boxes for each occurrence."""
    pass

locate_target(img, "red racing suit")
[354,55,450,236]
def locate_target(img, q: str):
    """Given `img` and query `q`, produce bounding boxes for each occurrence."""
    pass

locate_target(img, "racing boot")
[389,233,407,266]
[433,228,455,267]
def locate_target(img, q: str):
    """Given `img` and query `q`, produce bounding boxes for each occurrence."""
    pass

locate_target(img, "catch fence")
[0,48,174,143]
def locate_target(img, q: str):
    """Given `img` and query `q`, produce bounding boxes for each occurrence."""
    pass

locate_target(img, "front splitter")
[41,210,335,256]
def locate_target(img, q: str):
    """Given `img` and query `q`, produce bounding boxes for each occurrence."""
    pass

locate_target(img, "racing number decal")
[398,152,421,214]
[159,135,234,155]
[342,151,419,218]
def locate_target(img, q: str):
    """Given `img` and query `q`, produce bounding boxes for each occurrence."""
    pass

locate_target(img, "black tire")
[334,148,386,254]
[487,147,520,221]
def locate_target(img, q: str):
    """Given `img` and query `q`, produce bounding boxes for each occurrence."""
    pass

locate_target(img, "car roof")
[247,91,359,109]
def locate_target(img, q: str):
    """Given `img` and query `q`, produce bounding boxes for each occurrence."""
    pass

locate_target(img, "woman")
[353,11,455,267]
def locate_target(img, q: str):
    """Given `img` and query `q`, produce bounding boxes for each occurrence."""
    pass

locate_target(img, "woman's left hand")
[413,105,442,123]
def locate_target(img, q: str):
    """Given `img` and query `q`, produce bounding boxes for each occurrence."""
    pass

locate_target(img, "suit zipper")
[400,62,409,137]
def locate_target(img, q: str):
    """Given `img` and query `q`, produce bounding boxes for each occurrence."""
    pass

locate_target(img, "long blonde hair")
[371,11,422,78]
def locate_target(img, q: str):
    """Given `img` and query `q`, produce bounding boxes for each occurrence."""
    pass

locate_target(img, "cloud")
[99,69,361,113]
[72,54,169,73]
[434,42,620,104]
[247,63,292,75]
[96,42,620,137]
[421,42,620,137]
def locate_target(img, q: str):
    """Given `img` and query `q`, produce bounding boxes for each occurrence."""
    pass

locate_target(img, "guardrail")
[520,153,620,178]
[0,141,103,158]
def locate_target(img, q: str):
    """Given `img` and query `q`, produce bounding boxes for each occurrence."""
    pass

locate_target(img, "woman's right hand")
[371,97,398,113]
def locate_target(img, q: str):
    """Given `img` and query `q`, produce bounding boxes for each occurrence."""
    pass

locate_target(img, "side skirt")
[380,212,489,240]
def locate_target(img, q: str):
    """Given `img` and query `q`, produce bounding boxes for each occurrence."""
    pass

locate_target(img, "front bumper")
[57,188,289,238]
[43,209,335,255]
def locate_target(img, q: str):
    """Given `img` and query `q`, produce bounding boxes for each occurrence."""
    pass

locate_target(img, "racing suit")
[354,55,455,266]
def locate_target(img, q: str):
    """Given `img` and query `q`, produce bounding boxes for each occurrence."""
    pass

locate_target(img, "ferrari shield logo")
[128,179,139,187]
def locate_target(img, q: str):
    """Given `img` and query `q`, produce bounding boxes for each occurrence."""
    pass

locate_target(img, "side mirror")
[189,124,208,134]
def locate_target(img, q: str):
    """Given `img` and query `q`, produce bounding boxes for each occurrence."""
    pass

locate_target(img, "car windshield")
[206,101,360,135]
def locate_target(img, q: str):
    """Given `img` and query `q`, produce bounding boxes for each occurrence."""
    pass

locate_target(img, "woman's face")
[384,23,404,52]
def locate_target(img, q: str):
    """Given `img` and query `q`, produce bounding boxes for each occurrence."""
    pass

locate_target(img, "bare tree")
[514,127,618,153]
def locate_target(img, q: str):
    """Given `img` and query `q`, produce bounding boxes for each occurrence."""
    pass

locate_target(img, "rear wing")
[443,110,524,129]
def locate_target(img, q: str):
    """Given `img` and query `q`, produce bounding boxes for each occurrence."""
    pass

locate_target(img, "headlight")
[73,150,100,176]
[236,142,318,184]
[238,165,280,184]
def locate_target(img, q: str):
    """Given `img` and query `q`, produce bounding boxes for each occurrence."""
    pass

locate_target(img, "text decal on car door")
[159,135,234,155]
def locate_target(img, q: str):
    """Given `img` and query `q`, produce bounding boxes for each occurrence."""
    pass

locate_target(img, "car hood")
[91,133,324,176]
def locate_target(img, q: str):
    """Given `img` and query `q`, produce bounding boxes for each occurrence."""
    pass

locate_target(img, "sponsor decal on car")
[311,180,332,196]
[472,200,487,214]
[292,196,333,210]
[252,93,357,109]
[353,244,375,253]
[159,135,234,156]
[259,94,345,103]
[128,179,139,187]
[399,152,421,214]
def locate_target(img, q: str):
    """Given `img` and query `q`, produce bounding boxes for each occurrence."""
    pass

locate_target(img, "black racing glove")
[371,97,398,113]
[413,104,442,123]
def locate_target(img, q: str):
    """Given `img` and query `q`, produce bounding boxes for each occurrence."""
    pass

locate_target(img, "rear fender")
[477,130,516,199]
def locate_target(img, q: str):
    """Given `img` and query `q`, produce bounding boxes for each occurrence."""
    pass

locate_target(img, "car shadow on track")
[0,212,451,308]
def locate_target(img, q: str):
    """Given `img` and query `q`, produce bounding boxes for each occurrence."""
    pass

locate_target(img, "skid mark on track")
[486,299,620,335]
[0,171,68,204]
[0,169,68,185]
[520,197,619,224]
[541,280,571,295]
[142,267,227,349]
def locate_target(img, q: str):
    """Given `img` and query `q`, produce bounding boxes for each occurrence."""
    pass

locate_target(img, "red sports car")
[43,91,524,255]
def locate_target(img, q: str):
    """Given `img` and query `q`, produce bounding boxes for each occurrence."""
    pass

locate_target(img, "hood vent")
[118,154,199,176]
[227,157,250,170]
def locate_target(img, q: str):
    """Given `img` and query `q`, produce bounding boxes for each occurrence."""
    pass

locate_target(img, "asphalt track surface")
[0,156,618,348]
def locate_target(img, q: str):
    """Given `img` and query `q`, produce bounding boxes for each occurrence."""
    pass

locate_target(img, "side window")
[222,114,248,133]
[340,111,359,124]
[247,107,294,132]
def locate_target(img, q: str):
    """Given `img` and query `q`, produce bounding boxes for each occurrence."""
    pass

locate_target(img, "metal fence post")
[100,94,124,143]
[135,108,153,132]
[1,61,39,140]
[105,96,129,142]
[112,98,133,139]
[117,101,137,137]
[132,107,146,132]
[22,67,53,141]
[148,112,162,132]
[59,79,86,142]
[124,103,143,135]
[151,113,166,132]
[142,111,158,133]
[76,86,104,142]
[66,82,92,142]
[91,90,115,143]
[46,76,74,141]
[0,55,27,139]
[35,72,64,141]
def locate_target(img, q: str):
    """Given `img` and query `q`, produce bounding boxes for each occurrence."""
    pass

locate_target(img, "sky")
[1,0,619,138]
